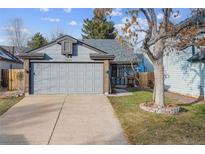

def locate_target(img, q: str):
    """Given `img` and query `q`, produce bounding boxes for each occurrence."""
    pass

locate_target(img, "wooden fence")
[138,72,154,88]
[1,69,24,91]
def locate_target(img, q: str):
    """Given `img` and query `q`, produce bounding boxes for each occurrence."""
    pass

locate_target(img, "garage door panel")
[49,64,60,93]
[77,72,84,79]
[85,72,93,78]
[76,81,84,92]
[41,64,50,93]
[94,80,102,92]
[85,83,93,92]
[59,64,68,93]
[94,72,102,79]
[31,62,103,94]
[33,63,41,83]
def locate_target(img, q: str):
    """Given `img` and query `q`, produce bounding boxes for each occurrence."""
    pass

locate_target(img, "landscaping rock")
[0,91,24,99]
[139,103,181,114]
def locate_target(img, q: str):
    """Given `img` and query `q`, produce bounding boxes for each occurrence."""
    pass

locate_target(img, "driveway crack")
[47,95,67,145]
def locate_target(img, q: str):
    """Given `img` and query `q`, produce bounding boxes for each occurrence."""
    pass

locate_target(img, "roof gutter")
[19,53,45,60]
[0,57,22,63]
[90,53,115,60]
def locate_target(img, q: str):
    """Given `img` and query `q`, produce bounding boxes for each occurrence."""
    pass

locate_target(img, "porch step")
[109,88,133,97]
[114,85,127,88]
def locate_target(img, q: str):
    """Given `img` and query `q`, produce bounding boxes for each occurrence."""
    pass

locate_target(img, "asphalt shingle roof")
[0,45,29,55]
[0,47,22,63]
[18,35,142,63]
[82,39,142,63]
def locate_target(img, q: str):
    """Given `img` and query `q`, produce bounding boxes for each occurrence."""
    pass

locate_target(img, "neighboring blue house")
[136,63,145,72]
[143,46,205,98]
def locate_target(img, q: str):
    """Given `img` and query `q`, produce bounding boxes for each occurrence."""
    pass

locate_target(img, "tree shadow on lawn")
[109,90,205,144]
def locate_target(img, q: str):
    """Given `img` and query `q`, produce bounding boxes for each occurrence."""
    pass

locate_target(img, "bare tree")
[119,47,141,86]
[49,27,66,41]
[119,8,205,107]
[6,18,29,51]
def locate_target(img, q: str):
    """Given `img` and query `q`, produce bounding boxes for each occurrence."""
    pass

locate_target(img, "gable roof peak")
[55,35,78,43]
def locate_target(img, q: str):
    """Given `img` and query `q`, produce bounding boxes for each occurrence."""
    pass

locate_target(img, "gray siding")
[37,44,97,62]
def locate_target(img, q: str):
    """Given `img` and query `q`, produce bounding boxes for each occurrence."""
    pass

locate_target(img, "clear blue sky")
[0,8,191,45]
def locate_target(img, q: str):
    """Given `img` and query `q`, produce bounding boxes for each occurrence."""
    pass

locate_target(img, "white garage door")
[30,62,103,94]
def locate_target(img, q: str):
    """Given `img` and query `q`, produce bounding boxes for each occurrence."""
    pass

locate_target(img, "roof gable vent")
[61,41,73,56]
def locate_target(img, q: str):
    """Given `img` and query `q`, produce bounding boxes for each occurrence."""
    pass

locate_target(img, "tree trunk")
[153,82,156,102]
[153,57,165,107]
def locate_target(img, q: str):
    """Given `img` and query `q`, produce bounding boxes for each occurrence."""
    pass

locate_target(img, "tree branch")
[162,8,172,32]
[141,45,156,62]
[148,8,158,34]
[140,8,152,33]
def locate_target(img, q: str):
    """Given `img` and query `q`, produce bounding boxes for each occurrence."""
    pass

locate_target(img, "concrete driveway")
[0,94,128,145]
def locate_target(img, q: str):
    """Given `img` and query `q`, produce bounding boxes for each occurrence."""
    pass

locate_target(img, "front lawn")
[0,97,24,116]
[108,89,205,144]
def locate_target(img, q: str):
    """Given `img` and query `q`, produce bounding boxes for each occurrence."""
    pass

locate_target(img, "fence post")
[9,69,11,91]
[23,60,29,95]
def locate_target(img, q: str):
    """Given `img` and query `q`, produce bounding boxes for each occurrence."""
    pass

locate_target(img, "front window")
[111,64,137,85]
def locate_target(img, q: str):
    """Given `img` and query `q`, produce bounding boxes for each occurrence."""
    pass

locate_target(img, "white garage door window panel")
[31,63,103,94]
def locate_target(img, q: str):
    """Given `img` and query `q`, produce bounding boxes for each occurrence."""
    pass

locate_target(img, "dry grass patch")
[0,97,24,115]
[108,89,205,144]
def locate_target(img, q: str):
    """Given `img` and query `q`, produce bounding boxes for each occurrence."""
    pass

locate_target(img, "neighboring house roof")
[188,52,205,63]
[82,39,142,63]
[187,47,205,63]
[0,47,22,63]
[0,45,29,55]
